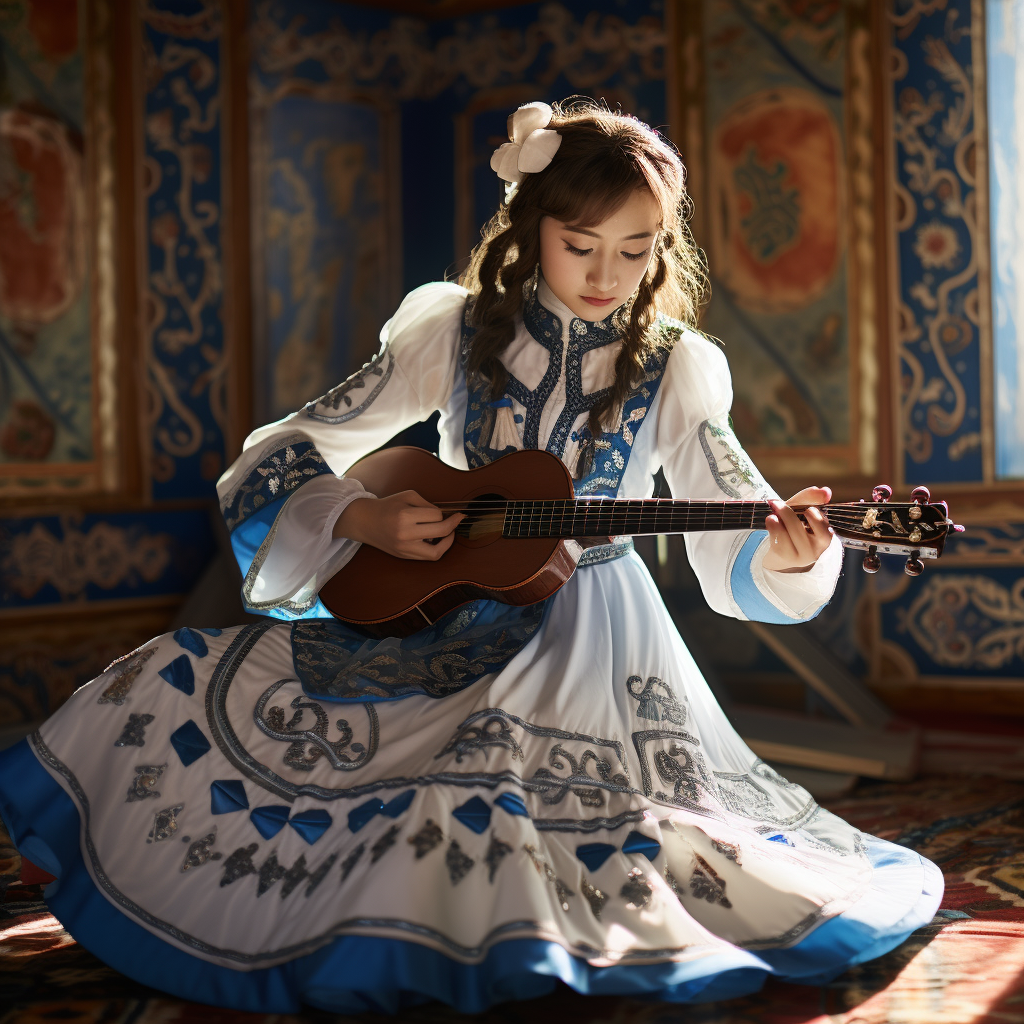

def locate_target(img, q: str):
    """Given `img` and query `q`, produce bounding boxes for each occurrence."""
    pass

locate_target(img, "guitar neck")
[502,498,780,538]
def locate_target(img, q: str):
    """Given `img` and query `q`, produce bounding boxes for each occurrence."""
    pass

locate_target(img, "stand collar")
[524,275,621,351]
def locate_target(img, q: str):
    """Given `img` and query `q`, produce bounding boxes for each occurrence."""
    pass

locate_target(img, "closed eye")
[621,248,650,261]
[563,242,593,257]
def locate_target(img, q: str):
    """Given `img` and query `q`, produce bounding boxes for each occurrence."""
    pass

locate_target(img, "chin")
[573,302,620,321]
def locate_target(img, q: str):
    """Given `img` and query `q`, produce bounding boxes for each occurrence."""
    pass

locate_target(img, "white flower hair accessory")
[489,101,562,194]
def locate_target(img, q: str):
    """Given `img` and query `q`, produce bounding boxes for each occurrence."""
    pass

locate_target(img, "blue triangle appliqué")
[158,655,195,696]
[348,797,384,833]
[250,805,291,839]
[289,809,333,845]
[575,842,617,872]
[452,795,492,834]
[494,792,529,818]
[622,830,661,861]
[169,719,211,766]
[173,627,208,658]
[381,790,415,818]
[210,779,249,814]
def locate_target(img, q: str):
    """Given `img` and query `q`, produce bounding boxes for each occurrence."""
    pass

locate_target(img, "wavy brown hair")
[460,98,708,473]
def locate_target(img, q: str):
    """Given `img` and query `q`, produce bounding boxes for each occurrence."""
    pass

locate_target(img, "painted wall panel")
[140,0,228,499]
[891,0,987,484]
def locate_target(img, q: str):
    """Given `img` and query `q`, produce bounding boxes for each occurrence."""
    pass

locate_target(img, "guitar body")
[318,447,586,638]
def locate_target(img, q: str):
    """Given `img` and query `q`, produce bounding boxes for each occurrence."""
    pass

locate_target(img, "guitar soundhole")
[454,493,507,547]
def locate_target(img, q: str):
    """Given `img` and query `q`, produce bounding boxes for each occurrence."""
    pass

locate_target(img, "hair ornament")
[490,101,562,193]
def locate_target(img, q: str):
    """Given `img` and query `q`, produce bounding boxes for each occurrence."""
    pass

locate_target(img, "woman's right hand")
[332,492,463,560]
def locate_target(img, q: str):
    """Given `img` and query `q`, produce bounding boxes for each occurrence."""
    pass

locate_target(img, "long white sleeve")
[655,329,842,623]
[245,475,369,609]
[217,282,468,616]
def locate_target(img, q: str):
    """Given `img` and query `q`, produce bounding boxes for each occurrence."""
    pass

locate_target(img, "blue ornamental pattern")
[576,325,673,499]
[220,439,334,533]
[291,597,550,702]
[890,0,984,483]
[140,1,228,499]
[461,290,670,497]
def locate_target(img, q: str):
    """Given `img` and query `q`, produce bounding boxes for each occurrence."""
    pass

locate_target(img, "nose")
[586,254,617,295]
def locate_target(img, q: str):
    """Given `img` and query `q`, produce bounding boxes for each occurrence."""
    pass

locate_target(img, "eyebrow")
[562,224,656,241]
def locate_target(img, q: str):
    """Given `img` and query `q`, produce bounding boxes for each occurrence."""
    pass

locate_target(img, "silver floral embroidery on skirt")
[147,803,183,843]
[125,763,166,802]
[115,713,155,747]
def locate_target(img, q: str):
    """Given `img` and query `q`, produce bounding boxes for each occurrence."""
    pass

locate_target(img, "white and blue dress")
[0,279,941,1014]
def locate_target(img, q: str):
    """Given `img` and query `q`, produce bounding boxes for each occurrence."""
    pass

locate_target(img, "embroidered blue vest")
[461,288,671,497]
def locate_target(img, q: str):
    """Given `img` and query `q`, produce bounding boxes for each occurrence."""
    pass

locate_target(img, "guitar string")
[430,503,931,522]
[440,504,928,525]
[434,504,931,526]
[450,512,936,536]
[416,497,941,538]
[430,499,933,512]
[429,501,936,524]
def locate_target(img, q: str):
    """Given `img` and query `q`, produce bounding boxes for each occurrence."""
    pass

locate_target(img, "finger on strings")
[409,519,455,540]
[434,512,465,536]
[804,506,833,542]
[777,504,818,558]
[768,499,803,537]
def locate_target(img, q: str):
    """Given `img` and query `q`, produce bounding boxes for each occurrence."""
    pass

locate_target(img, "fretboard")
[501,499,782,538]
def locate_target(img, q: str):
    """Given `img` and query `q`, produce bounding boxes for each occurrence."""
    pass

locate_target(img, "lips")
[581,296,616,306]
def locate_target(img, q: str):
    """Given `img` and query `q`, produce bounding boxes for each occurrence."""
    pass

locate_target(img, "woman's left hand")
[762,486,833,573]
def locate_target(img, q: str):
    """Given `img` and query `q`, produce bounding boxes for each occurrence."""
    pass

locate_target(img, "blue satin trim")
[730,530,824,624]
[0,738,941,1014]
[229,501,331,621]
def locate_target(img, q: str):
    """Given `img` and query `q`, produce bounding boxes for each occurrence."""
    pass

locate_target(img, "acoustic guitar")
[318,446,962,638]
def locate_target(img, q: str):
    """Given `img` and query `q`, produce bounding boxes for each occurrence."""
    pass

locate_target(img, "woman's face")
[538,189,661,322]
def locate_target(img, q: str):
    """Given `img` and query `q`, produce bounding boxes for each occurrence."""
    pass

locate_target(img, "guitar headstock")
[825,484,964,576]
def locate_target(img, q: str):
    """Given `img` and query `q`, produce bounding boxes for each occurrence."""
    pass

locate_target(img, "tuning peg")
[911,485,931,503]
[871,484,892,503]
[904,551,925,576]
[862,546,880,573]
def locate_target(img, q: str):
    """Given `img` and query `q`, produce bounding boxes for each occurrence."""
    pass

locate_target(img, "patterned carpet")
[1,776,1023,1024]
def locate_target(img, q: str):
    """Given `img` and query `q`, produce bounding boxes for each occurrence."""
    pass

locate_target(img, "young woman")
[0,100,941,1014]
